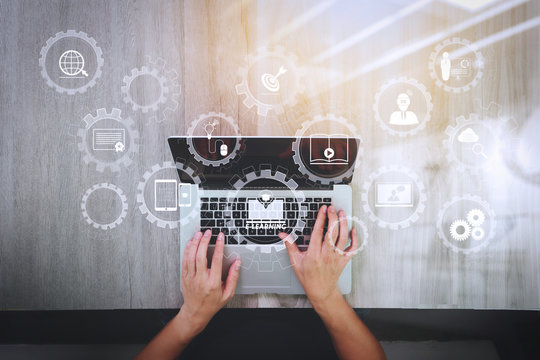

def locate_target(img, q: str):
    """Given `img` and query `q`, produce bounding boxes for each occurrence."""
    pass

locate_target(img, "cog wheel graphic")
[361,165,427,229]
[235,46,305,117]
[81,183,128,230]
[225,165,307,270]
[437,194,496,254]
[449,219,471,241]
[467,208,485,227]
[121,56,181,123]
[429,37,484,93]
[77,108,139,172]
[327,216,368,256]
[137,161,202,229]
[471,227,485,241]
[292,114,363,185]
[186,112,242,167]
[39,30,104,95]
[373,77,433,137]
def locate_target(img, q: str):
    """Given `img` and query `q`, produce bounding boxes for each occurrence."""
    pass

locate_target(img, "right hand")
[278,205,358,308]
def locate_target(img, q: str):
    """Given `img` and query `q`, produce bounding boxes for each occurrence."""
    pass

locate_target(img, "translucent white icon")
[154,179,177,211]
[261,66,287,92]
[59,50,88,78]
[458,127,488,159]
[309,135,349,165]
[92,128,125,151]
[204,120,218,139]
[441,52,451,81]
[179,183,192,208]
[257,190,275,208]
[389,93,419,125]
[220,143,228,156]
[448,208,486,242]
[375,182,413,207]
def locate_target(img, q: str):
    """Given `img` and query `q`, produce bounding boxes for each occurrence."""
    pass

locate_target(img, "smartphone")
[179,183,192,208]
[154,179,178,211]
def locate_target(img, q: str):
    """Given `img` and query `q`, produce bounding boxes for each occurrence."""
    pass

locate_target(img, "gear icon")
[225,165,307,270]
[449,219,471,241]
[327,216,368,256]
[235,46,305,117]
[471,227,485,241]
[291,114,363,185]
[77,108,139,172]
[121,56,181,123]
[137,161,202,229]
[429,37,484,93]
[39,30,104,95]
[186,112,242,167]
[467,208,485,227]
[437,194,496,254]
[361,165,427,229]
[81,183,128,230]
[373,77,433,137]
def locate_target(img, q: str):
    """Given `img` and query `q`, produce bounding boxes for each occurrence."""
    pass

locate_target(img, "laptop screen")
[168,136,360,189]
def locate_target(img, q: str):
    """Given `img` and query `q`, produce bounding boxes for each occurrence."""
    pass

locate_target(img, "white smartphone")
[179,183,192,208]
[154,179,178,211]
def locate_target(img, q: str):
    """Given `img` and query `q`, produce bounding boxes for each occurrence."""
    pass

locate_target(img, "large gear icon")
[449,219,471,241]
[81,183,128,230]
[429,37,484,93]
[235,46,305,117]
[225,165,307,270]
[39,30,104,95]
[186,112,242,167]
[291,114,363,185]
[373,77,433,137]
[77,108,139,172]
[137,161,202,229]
[121,56,181,123]
[361,165,427,229]
[437,194,496,254]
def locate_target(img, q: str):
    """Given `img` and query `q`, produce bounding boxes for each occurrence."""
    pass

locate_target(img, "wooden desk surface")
[1,0,539,310]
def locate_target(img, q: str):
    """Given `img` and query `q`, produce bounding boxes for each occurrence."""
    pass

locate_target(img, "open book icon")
[309,134,349,165]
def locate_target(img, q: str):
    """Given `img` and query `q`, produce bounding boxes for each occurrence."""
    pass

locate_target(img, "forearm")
[313,291,386,360]
[135,309,202,360]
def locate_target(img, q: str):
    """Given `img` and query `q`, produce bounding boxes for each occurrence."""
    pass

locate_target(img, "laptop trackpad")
[240,267,291,288]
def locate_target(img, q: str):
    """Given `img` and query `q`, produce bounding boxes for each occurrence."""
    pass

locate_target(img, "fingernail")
[328,206,336,213]
[235,260,242,270]
[217,233,224,241]
[194,231,203,240]
[204,229,211,236]
[321,205,327,214]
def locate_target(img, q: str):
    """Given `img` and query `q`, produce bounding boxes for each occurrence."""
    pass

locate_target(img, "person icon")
[389,93,418,126]
[441,51,451,81]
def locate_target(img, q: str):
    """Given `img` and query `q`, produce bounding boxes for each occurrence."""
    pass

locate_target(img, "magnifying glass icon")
[472,143,488,159]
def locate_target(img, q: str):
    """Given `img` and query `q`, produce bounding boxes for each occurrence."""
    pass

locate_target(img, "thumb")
[278,232,300,267]
[222,259,241,302]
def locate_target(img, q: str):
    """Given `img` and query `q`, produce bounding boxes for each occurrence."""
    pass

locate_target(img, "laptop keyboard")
[200,196,332,246]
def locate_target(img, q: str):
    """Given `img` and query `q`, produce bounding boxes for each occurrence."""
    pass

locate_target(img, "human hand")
[178,230,241,337]
[278,205,358,310]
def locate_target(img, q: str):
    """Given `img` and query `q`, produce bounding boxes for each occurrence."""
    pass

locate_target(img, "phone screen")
[154,179,178,211]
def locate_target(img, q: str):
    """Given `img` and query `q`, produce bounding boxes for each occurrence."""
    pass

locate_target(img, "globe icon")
[58,50,88,77]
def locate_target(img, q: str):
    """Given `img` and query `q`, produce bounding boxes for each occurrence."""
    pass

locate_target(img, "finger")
[186,231,203,276]
[181,237,192,276]
[210,232,225,281]
[222,259,241,301]
[308,205,327,254]
[343,228,359,256]
[336,211,349,250]
[196,229,212,272]
[324,206,339,248]
[279,232,300,268]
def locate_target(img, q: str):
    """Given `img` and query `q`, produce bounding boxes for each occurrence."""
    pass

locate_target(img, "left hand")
[178,230,241,336]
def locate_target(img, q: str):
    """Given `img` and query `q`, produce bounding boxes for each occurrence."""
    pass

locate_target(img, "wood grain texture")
[1,0,539,309]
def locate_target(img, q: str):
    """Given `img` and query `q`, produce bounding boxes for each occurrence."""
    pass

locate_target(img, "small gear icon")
[225,165,307,270]
[449,219,471,241]
[235,46,305,117]
[39,30,104,95]
[327,216,368,256]
[291,114,363,185]
[81,183,128,230]
[361,165,427,229]
[467,208,485,227]
[429,37,484,93]
[373,77,433,137]
[77,108,139,172]
[186,112,242,167]
[471,227,485,241]
[121,56,181,123]
[437,194,496,254]
[137,161,202,229]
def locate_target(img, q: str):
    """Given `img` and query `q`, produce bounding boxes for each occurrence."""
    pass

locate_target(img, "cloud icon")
[458,127,479,143]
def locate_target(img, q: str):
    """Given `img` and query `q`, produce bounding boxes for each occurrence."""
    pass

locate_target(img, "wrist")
[311,289,344,315]
[174,307,208,340]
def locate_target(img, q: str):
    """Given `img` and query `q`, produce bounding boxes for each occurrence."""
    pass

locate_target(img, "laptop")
[168,136,360,294]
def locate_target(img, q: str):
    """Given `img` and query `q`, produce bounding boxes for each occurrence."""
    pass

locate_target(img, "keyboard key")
[201,211,213,218]
[238,198,246,202]
[267,228,275,235]
[210,236,217,244]
[324,198,331,202]
[237,203,245,210]
[212,228,220,235]
[248,228,256,235]
[224,211,232,218]
[233,211,241,218]
[200,220,215,227]
[214,211,223,218]
[284,203,291,210]
[230,229,238,235]
[227,237,238,244]
[219,197,226,202]
[285,198,294,202]
[235,220,243,227]
[296,236,304,245]
[221,228,229,235]
[201,203,209,210]
[241,211,248,218]
[310,203,319,210]
[210,203,218,210]
[305,198,313,202]
[292,203,299,210]
[308,220,316,227]
[303,227,312,235]
[210,197,218,202]
[287,211,296,218]
[257,228,265,235]
[201,197,209,202]
[240,228,247,235]
[217,219,225,227]
[219,203,227,210]
[314,198,322,202]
